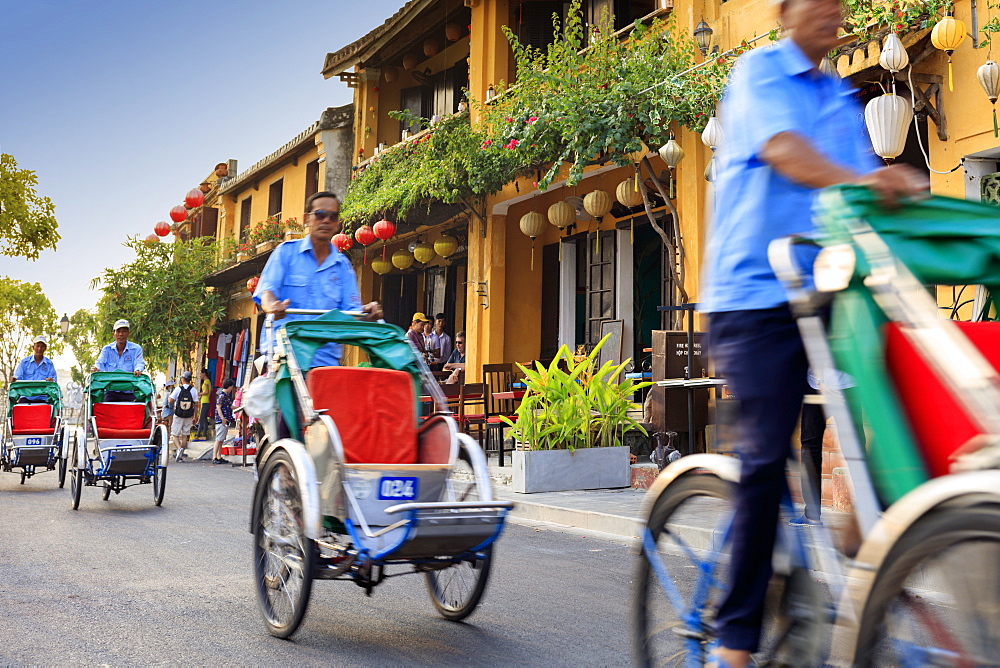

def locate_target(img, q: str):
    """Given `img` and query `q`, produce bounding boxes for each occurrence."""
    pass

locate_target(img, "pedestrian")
[430,313,452,370]
[195,369,213,440]
[169,371,199,462]
[698,0,927,663]
[212,378,237,464]
[159,380,175,431]
[92,319,145,376]
[253,191,382,368]
[406,312,430,353]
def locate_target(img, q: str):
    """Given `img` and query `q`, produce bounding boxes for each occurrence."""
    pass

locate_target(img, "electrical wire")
[906,65,962,174]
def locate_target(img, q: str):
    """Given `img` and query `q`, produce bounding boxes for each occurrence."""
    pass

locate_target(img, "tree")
[0,277,62,384]
[0,153,60,259]
[63,307,104,385]
[93,237,227,371]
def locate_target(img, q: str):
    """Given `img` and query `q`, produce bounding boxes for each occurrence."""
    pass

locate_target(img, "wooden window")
[268,179,283,218]
[585,230,616,346]
[305,159,320,202]
[239,196,252,241]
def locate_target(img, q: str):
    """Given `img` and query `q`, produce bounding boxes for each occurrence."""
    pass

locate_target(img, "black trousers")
[799,390,826,521]
[196,403,211,438]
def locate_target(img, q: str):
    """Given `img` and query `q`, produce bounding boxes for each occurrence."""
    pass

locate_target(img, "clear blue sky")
[0,0,403,329]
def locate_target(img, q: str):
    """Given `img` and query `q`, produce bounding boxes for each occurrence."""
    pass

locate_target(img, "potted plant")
[503,334,653,493]
[282,217,303,241]
[235,241,254,262]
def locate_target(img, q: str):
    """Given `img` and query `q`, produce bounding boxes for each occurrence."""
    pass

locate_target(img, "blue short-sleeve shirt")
[253,237,363,366]
[700,39,880,313]
[95,340,145,373]
[14,355,57,381]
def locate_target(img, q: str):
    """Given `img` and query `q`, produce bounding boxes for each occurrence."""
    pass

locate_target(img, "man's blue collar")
[776,38,820,78]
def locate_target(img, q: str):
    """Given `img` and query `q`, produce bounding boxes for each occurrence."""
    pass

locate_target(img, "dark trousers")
[196,403,210,438]
[800,392,826,521]
[708,306,808,652]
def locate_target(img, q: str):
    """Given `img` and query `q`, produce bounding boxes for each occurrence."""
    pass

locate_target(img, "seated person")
[442,332,466,384]
[12,335,57,402]
[92,319,145,401]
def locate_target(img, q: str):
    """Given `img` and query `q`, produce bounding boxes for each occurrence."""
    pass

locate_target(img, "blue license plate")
[378,476,419,501]
[25,437,42,446]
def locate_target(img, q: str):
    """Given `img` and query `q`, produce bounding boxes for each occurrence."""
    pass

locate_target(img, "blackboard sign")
[597,319,625,370]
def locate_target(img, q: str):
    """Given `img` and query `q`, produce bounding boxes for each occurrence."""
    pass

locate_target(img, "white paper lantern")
[865,94,912,162]
[658,137,684,168]
[879,33,909,73]
[978,60,1000,103]
[701,115,722,150]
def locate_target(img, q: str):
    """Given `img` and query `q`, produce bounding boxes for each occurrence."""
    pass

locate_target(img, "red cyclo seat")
[93,402,150,439]
[885,321,1000,478]
[11,403,55,435]
[307,367,417,464]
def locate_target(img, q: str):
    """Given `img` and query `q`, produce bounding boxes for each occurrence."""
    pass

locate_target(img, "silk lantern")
[383,66,398,83]
[879,33,909,75]
[144,234,160,245]
[246,276,259,293]
[169,205,187,223]
[658,136,684,169]
[701,115,723,150]
[373,218,396,259]
[354,224,376,263]
[445,22,463,41]
[391,248,414,270]
[931,11,966,91]
[978,60,1000,137]
[865,94,912,163]
[371,257,392,275]
[583,189,612,255]
[333,233,353,252]
[548,200,575,261]
[616,176,643,207]
[423,39,440,57]
[519,211,546,270]
[402,54,418,71]
[434,234,458,258]
[413,241,436,264]
[154,221,171,237]
[185,188,205,209]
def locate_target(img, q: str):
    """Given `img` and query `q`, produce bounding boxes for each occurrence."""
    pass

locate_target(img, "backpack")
[175,385,195,418]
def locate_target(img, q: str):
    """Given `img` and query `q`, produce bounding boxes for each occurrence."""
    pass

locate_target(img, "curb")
[506,498,643,538]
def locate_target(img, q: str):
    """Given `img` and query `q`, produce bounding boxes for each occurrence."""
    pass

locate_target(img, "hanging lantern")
[402,54,418,71]
[434,234,458,258]
[373,218,396,259]
[445,22,463,41]
[626,141,649,164]
[144,234,160,245]
[978,60,1000,137]
[547,201,575,229]
[519,211,546,270]
[705,156,716,182]
[423,38,440,57]
[154,221,171,237]
[701,115,723,150]
[583,190,613,218]
[383,66,398,83]
[354,224,376,263]
[616,177,643,207]
[246,276,259,293]
[184,188,205,209]
[371,257,392,275]
[391,248,414,270]
[658,136,684,169]
[879,33,909,74]
[819,57,839,78]
[169,205,187,223]
[865,94,913,163]
[414,241,436,264]
[931,11,967,91]
[333,233,353,252]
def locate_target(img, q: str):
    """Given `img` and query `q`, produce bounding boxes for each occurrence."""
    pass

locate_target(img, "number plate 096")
[378,476,418,500]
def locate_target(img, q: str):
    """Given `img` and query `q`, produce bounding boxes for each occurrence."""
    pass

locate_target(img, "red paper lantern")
[373,219,396,260]
[154,221,171,237]
[144,234,161,244]
[169,205,187,223]
[333,233,353,252]
[247,276,259,293]
[354,224,376,263]
[185,188,205,208]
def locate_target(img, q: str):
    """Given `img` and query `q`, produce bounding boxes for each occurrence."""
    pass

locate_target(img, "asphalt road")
[0,458,647,667]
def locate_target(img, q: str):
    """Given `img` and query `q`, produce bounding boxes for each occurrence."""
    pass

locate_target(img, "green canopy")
[85,372,155,404]
[276,310,422,436]
[7,380,62,411]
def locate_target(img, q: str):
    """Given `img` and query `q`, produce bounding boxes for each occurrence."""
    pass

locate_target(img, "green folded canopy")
[276,310,422,436]
[7,380,62,411]
[85,372,154,404]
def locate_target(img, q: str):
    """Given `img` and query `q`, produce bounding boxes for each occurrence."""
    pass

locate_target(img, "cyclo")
[1,380,68,487]
[249,309,513,638]
[69,372,169,509]
[634,185,1000,666]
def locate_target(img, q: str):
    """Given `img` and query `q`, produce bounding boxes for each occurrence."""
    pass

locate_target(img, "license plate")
[377,476,419,501]
[25,438,42,446]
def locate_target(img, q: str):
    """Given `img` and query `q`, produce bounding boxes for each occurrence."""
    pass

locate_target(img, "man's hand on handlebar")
[857,164,929,209]
[362,301,383,321]
[260,291,291,320]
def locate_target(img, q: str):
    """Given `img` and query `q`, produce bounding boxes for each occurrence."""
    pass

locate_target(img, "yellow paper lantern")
[402,54,418,71]
[391,248,414,270]
[423,38,440,57]
[616,177,643,207]
[583,189,613,218]
[413,241,436,264]
[519,211,547,270]
[371,258,393,275]
[932,11,967,91]
[547,201,575,229]
[626,141,649,164]
[434,234,458,258]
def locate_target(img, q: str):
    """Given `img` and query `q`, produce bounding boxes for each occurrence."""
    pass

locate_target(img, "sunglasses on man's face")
[309,209,340,221]
[456,340,465,345]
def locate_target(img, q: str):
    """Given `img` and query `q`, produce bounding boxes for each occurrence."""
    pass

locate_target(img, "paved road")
[0,458,647,666]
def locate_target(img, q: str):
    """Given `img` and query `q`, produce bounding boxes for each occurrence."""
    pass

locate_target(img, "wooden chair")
[441,383,487,444]
[483,363,517,465]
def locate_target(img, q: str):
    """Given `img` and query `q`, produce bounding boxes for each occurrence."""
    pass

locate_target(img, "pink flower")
[504,139,519,149]
[505,117,514,123]
[527,116,538,124]
[481,139,493,149]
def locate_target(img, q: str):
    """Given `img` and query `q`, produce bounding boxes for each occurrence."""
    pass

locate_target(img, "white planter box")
[512,445,630,494]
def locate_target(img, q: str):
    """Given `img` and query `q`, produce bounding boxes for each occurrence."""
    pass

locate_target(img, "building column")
[466,210,506,381]
[616,228,634,366]
[558,239,577,350]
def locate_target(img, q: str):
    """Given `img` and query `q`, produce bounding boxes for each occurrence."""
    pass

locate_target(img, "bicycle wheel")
[252,450,316,639]
[70,468,83,510]
[153,466,166,506]
[58,454,67,488]
[102,482,111,500]
[853,504,1000,667]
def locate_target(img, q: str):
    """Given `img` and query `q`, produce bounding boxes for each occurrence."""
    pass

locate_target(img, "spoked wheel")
[102,482,112,500]
[19,471,26,485]
[70,468,83,510]
[853,505,1000,667]
[252,450,316,639]
[425,545,494,621]
[58,456,67,488]
[633,473,795,668]
[153,466,166,506]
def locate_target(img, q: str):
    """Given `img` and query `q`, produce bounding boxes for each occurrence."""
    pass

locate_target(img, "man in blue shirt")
[700,0,927,664]
[92,319,146,376]
[12,335,57,383]
[254,191,382,367]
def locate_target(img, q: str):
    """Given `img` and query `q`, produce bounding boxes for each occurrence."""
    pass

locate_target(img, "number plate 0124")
[378,476,419,501]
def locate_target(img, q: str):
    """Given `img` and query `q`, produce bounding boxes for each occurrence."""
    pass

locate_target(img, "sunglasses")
[309,209,340,221]
[456,340,465,345]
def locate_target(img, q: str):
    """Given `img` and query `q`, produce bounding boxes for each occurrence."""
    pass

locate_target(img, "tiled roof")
[321,0,429,78]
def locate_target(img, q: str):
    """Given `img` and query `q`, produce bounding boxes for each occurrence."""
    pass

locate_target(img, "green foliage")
[503,334,652,451]
[840,0,951,42]
[0,277,61,383]
[245,216,302,247]
[63,307,103,385]
[93,237,228,370]
[0,153,60,260]
[980,1,1000,48]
